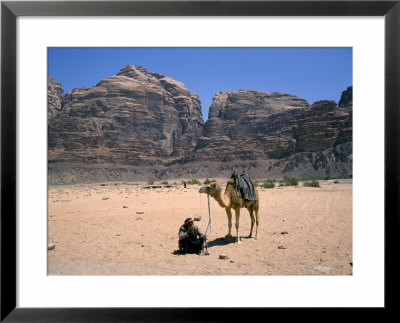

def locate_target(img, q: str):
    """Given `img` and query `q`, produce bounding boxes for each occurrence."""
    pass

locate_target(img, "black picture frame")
[1,0,399,321]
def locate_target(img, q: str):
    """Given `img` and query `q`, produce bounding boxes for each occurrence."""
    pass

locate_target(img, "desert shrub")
[147,180,154,185]
[188,178,201,185]
[303,180,320,188]
[300,175,352,181]
[204,178,216,184]
[260,179,275,188]
[334,180,339,184]
[279,183,284,187]
[262,182,275,189]
[100,184,106,186]
[283,176,299,186]
[161,181,168,185]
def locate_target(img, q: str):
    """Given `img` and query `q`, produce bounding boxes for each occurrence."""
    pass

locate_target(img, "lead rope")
[203,192,212,255]
[199,188,202,213]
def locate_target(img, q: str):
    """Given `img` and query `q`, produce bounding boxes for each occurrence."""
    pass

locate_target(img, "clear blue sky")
[48,47,352,120]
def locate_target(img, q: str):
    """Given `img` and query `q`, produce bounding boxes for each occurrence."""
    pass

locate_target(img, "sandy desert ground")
[48,180,352,275]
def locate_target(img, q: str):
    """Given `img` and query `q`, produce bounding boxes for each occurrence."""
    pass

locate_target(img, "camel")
[199,179,259,244]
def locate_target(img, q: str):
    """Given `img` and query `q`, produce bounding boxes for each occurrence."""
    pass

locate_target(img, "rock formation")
[339,86,353,107]
[48,66,352,184]
[48,65,204,172]
[193,90,309,161]
[186,91,352,180]
[295,100,352,152]
[48,76,64,120]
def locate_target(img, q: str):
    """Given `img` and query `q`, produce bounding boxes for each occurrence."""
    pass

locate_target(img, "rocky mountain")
[193,90,309,161]
[295,100,352,152]
[48,65,352,184]
[267,98,352,179]
[48,65,204,171]
[179,91,352,180]
[339,86,353,107]
[48,76,64,120]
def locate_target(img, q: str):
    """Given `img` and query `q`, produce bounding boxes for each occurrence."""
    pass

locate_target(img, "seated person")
[178,217,205,255]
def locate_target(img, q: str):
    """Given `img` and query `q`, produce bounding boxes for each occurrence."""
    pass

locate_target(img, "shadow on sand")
[206,235,254,248]
[171,237,238,255]
[205,237,236,248]
[171,250,185,255]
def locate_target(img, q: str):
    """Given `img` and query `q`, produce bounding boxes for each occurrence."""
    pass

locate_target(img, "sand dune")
[48,181,352,275]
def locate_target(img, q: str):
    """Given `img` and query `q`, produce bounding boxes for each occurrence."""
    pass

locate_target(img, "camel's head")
[199,185,210,194]
[199,181,220,197]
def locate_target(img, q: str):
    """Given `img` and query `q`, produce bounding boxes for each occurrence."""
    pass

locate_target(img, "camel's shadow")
[205,237,235,247]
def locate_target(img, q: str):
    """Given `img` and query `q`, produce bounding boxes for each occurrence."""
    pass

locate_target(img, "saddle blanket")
[233,173,257,201]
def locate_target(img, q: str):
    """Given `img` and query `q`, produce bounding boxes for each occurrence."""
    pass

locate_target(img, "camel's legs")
[248,205,255,238]
[234,208,241,244]
[225,208,232,239]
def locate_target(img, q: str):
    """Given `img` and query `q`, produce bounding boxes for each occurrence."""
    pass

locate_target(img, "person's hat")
[184,218,194,226]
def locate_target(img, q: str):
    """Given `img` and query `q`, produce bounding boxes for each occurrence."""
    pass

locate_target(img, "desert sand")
[48,180,352,275]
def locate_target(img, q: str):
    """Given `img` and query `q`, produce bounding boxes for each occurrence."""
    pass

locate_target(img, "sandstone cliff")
[48,76,64,120]
[193,90,309,161]
[295,100,352,152]
[182,91,352,181]
[48,66,352,184]
[339,86,353,107]
[48,65,204,171]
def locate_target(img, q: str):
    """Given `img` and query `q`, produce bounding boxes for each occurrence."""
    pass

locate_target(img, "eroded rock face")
[194,90,309,161]
[48,65,204,167]
[189,91,351,180]
[295,100,352,152]
[48,76,64,120]
[339,86,352,107]
[48,68,352,184]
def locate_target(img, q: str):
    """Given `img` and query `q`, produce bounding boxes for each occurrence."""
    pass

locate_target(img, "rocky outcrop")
[48,76,64,120]
[48,65,204,168]
[265,142,352,179]
[339,86,352,107]
[193,90,309,162]
[295,100,352,152]
[48,67,352,184]
[187,92,351,181]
